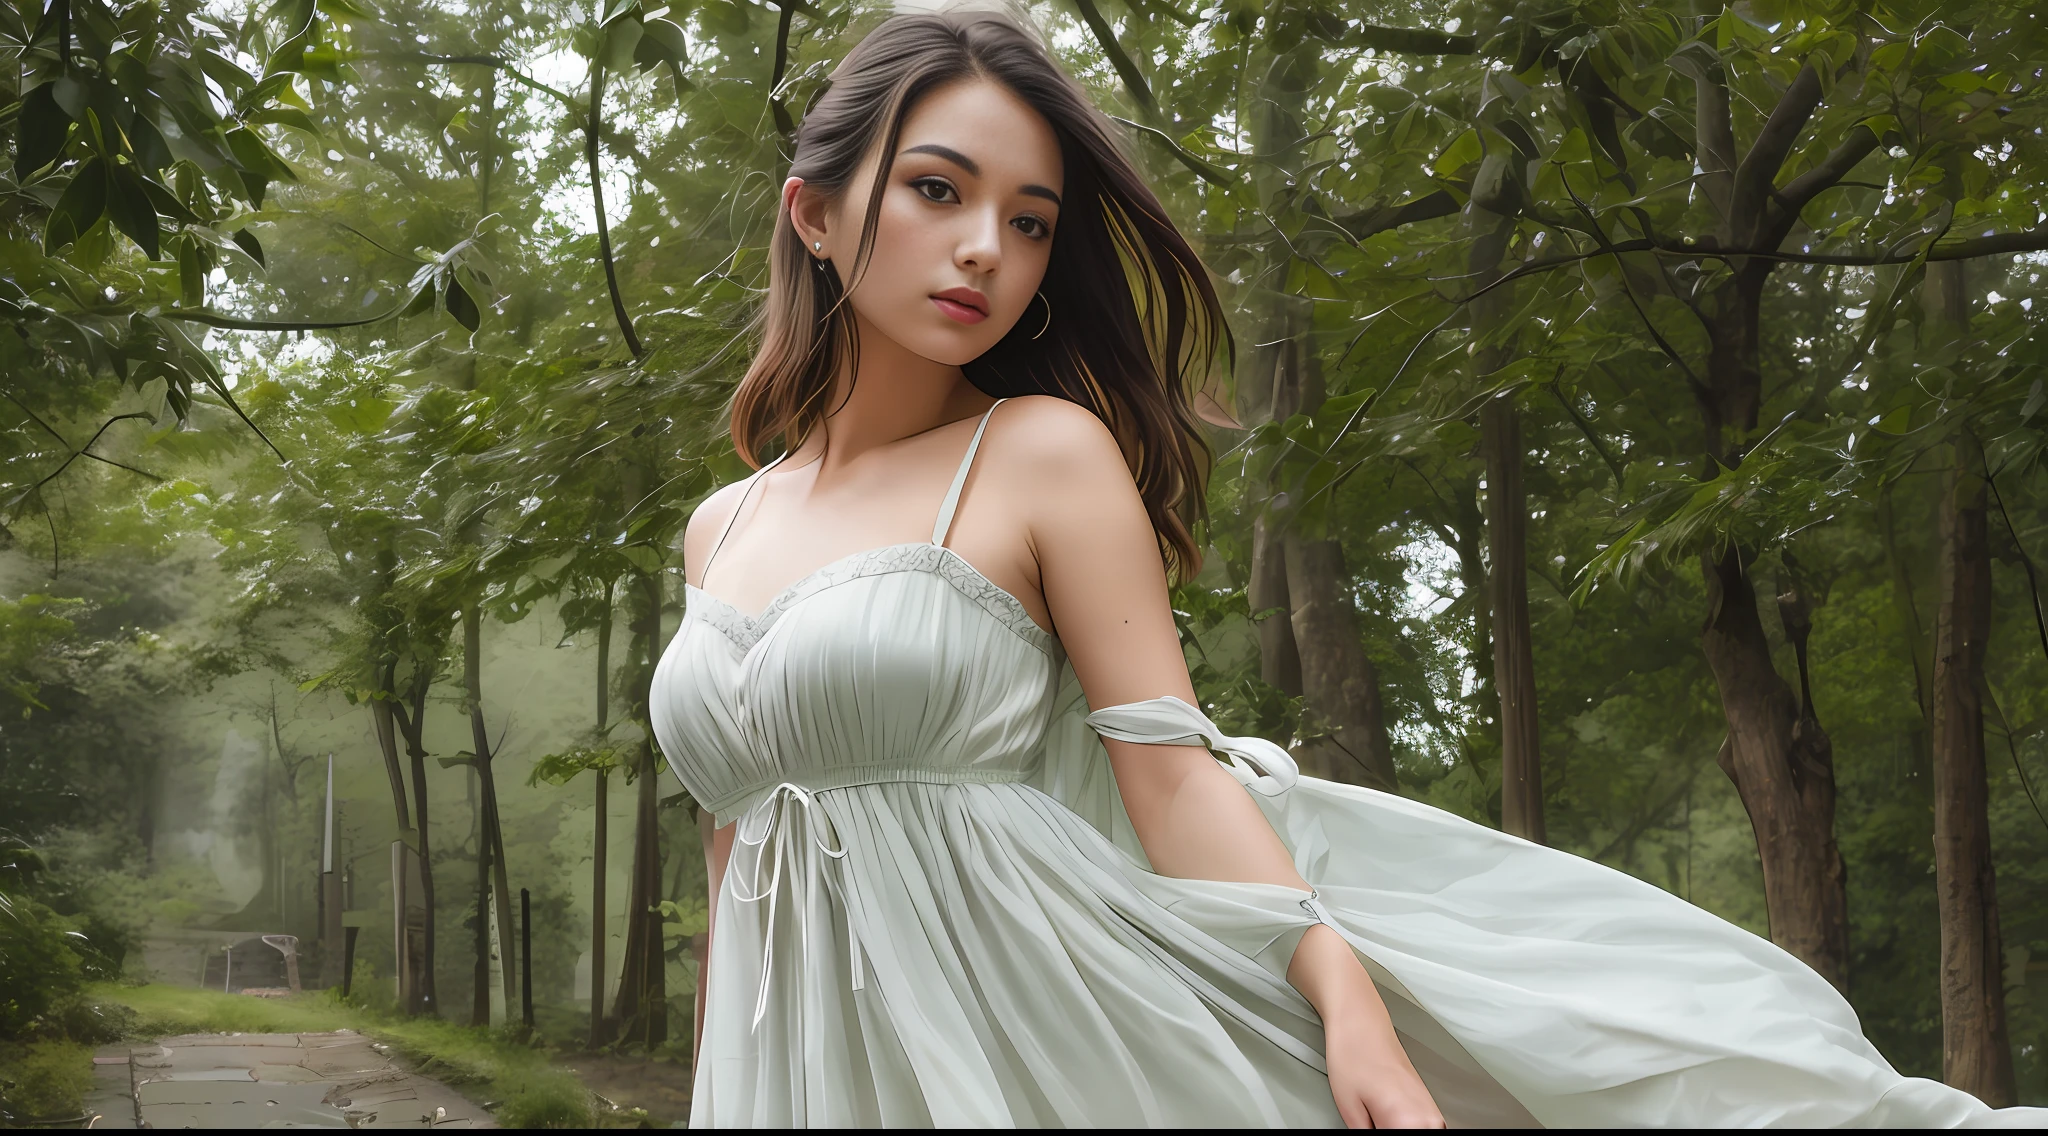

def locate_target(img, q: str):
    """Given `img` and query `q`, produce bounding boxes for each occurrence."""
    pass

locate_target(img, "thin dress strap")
[931,399,1007,547]
[702,453,787,581]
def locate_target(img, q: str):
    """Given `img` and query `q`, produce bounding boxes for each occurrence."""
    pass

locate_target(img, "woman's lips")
[931,289,988,325]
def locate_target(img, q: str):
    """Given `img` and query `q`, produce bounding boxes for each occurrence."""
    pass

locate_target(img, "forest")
[1,0,2045,1122]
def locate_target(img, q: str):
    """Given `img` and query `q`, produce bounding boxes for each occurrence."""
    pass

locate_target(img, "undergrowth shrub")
[0,1039,92,1121]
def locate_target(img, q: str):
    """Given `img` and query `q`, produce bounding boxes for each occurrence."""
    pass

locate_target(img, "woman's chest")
[649,567,1062,811]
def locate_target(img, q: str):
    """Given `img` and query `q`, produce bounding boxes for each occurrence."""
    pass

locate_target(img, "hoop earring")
[1030,291,1052,340]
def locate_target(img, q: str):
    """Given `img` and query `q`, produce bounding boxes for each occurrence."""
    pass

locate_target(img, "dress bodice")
[652,542,1062,821]
[650,401,1063,822]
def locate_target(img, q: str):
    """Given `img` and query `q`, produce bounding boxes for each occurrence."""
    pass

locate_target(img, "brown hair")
[729,8,1227,581]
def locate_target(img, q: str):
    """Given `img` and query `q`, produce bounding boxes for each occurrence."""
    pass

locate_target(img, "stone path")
[85,1031,493,1129]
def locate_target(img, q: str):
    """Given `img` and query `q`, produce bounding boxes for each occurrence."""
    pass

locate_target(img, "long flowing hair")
[730,8,1227,581]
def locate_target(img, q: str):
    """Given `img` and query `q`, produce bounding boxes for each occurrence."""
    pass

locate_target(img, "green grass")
[0,1038,93,1122]
[94,984,597,1128]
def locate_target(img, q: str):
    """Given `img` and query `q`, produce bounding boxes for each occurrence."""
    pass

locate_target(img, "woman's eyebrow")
[902,143,1061,208]
[902,143,980,175]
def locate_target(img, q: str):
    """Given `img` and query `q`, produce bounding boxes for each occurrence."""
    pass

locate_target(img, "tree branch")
[163,299,412,330]
[1551,383,1627,489]
[1446,226,2048,305]
[768,2,796,142]
[0,391,165,483]
[1729,64,1821,242]
[1331,190,1461,243]
[200,373,287,461]
[1561,171,1708,396]
[1071,0,1160,123]
[375,52,575,106]
[585,62,644,359]
[13,412,156,503]
[1771,124,1880,238]
[1108,115,1236,186]
[0,389,73,447]
[1346,23,1477,55]
[1688,57,1738,220]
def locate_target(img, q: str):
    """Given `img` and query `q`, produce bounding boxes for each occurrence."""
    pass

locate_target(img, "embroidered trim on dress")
[686,544,1055,656]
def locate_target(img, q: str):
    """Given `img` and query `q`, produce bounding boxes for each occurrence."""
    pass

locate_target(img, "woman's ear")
[784,176,832,259]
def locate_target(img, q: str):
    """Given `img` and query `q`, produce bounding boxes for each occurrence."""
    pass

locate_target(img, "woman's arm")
[1009,398,1443,1129]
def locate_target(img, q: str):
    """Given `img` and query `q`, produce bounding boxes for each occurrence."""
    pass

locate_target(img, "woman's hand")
[1290,924,1445,1129]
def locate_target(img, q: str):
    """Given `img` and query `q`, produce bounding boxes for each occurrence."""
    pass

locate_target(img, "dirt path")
[87,1031,491,1129]
[552,1050,694,1126]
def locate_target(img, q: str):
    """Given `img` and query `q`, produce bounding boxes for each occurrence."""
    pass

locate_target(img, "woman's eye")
[1013,215,1051,239]
[911,178,958,204]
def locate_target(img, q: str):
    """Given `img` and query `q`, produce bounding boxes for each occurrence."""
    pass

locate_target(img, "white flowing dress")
[652,402,2044,1128]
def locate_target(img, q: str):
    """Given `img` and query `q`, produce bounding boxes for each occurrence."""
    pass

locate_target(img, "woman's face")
[789,78,1065,366]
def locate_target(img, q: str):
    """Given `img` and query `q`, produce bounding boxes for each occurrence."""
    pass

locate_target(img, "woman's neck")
[787,311,996,470]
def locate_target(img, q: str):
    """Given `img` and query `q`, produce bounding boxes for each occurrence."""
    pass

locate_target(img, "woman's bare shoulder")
[973,395,1151,560]
[681,476,761,581]
[981,395,1130,485]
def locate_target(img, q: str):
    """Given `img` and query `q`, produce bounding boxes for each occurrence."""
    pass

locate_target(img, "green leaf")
[14,84,71,179]
[618,543,665,576]
[639,16,690,65]
[299,45,344,83]
[44,158,108,254]
[1469,151,1523,216]
[402,282,437,318]
[2019,380,2044,423]
[603,17,644,74]
[444,274,480,331]
[1432,130,1482,179]
[223,128,275,207]
[240,73,298,113]
[178,238,206,307]
[245,105,320,134]
[194,49,259,92]
[232,228,266,268]
[1870,406,1911,434]
[139,174,200,225]
[105,162,162,260]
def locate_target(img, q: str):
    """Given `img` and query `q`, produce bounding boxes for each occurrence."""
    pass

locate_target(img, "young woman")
[653,9,2044,1128]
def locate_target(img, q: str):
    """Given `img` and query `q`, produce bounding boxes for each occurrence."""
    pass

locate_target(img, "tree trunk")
[471,764,492,1027]
[1249,513,1302,696]
[1284,536,1398,790]
[1878,483,1934,774]
[1926,251,2016,1103]
[611,565,668,1047]
[1483,396,1544,843]
[1243,331,1303,698]
[1243,292,1396,791]
[395,681,439,1016]
[368,658,434,1008]
[371,665,411,836]
[590,580,615,1048]
[1700,544,1850,991]
[465,605,518,1020]
[1690,264,1848,990]
[1466,196,1539,839]
[1930,433,2015,1104]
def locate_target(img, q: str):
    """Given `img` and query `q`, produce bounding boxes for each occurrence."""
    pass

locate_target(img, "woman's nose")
[955,207,1004,273]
